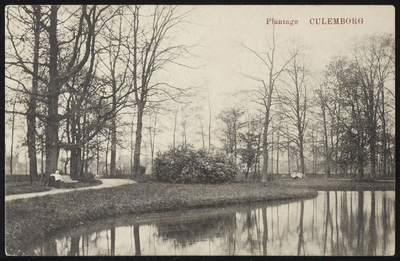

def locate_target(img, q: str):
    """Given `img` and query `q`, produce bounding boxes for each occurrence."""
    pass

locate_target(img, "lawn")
[5,181,51,195]
[273,178,395,191]
[5,181,317,255]
[5,179,102,196]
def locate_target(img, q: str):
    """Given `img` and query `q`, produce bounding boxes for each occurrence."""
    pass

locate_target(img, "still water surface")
[31,191,395,256]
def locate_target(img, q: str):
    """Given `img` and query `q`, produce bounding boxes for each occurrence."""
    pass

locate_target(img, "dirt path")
[5,179,137,202]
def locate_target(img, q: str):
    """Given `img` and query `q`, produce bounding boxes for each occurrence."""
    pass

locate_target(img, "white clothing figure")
[50,170,63,181]
[49,170,63,187]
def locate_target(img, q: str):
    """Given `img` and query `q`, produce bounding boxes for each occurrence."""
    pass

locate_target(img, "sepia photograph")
[4,5,395,256]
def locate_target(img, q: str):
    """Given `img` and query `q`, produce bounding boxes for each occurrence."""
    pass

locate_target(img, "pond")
[29,191,395,256]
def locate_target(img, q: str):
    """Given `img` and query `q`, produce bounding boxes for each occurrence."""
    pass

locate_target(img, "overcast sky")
[183,5,395,101]
[151,5,395,150]
[5,5,395,165]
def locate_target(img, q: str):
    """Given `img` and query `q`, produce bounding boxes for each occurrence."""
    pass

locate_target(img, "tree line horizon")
[5,5,395,183]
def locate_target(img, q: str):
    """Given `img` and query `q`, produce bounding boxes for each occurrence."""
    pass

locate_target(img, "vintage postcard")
[5,5,395,256]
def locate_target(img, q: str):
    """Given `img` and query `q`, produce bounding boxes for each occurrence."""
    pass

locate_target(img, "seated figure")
[49,170,63,188]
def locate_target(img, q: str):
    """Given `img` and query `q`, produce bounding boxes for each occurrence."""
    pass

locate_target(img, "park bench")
[290,172,304,179]
[61,175,78,183]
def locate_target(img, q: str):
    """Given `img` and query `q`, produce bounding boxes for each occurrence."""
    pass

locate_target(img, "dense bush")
[152,145,238,184]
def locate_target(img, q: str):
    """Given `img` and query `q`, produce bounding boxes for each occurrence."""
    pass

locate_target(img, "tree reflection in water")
[357,191,364,255]
[133,225,141,256]
[30,191,394,256]
[297,200,305,255]
[69,235,79,256]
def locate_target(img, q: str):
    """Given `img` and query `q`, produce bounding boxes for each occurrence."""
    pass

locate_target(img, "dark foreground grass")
[5,181,317,255]
[5,181,51,195]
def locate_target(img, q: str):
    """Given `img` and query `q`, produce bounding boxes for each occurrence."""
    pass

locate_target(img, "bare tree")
[9,101,17,176]
[124,6,192,175]
[241,25,294,181]
[25,6,42,181]
[322,56,369,179]
[146,105,161,169]
[207,87,212,152]
[6,6,101,182]
[319,33,394,180]
[352,34,394,178]
[217,107,245,161]
[315,82,333,177]
[238,112,263,179]
[5,5,47,180]
[197,115,206,150]
[96,6,136,176]
[277,45,310,175]
[172,105,178,148]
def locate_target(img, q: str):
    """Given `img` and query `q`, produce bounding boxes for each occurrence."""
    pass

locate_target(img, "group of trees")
[221,32,394,181]
[5,5,191,183]
[315,33,395,179]
[5,5,395,184]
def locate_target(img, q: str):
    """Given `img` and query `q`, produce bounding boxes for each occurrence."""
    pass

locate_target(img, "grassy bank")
[5,181,51,195]
[5,181,317,255]
[273,178,395,191]
[5,179,102,196]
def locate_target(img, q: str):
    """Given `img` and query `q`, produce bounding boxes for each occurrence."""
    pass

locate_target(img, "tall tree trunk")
[312,130,315,174]
[335,106,340,176]
[370,117,377,178]
[133,102,144,175]
[299,134,305,175]
[70,147,81,180]
[110,100,117,177]
[41,136,44,178]
[150,114,157,169]
[173,110,177,148]
[276,130,279,174]
[96,135,100,176]
[199,117,205,150]
[233,121,237,163]
[80,144,85,176]
[84,144,89,175]
[271,132,274,175]
[105,130,109,175]
[10,102,16,175]
[45,5,60,184]
[357,143,364,180]
[322,105,330,177]
[132,5,143,176]
[208,90,212,152]
[287,127,291,175]
[262,117,269,181]
[63,154,69,176]
[131,120,134,175]
[27,5,40,183]
[381,86,387,177]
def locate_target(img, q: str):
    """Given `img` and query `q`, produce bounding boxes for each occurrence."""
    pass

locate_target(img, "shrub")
[152,145,238,184]
[77,172,95,182]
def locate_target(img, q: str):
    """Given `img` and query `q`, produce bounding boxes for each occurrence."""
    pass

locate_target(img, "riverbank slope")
[6,181,316,255]
[273,178,395,191]
[5,178,395,255]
